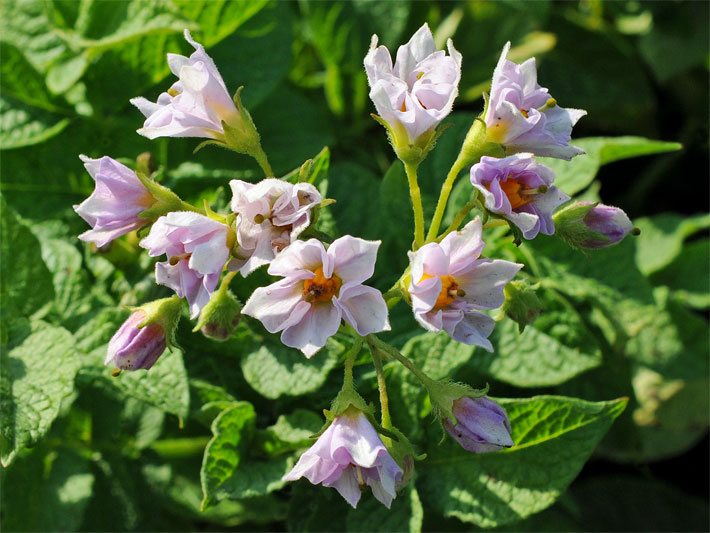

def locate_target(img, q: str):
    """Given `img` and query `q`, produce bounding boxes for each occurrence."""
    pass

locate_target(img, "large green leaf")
[541,137,682,196]
[0,444,94,530]
[418,396,627,528]
[634,212,710,276]
[346,485,423,533]
[240,333,343,399]
[474,292,602,387]
[200,402,256,508]
[652,239,710,309]
[0,320,78,466]
[75,308,191,418]
[0,196,55,321]
[0,94,71,150]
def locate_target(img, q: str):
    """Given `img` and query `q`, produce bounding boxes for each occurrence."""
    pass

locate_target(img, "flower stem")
[426,153,467,242]
[436,193,480,242]
[370,348,392,429]
[342,337,362,391]
[218,270,238,296]
[404,161,425,249]
[366,335,433,389]
[253,144,274,177]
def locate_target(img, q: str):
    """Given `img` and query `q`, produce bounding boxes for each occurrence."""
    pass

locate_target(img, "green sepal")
[428,380,489,425]
[135,171,198,220]
[459,115,506,168]
[330,387,374,418]
[553,200,613,250]
[370,114,447,166]
[192,288,242,342]
[220,86,262,156]
[135,295,183,348]
[501,279,544,333]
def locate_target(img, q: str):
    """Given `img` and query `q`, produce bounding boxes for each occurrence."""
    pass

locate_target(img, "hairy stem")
[426,153,467,242]
[253,144,274,177]
[370,349,392,429]
[404,161,426,249]
[366,335,434,389]
[436,194,480,242]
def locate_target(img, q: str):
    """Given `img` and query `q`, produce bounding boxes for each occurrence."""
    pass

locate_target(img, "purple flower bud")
[74,155,154,247]
[580,203,635,248]
[106,311,166,371]
[444,396,514,453]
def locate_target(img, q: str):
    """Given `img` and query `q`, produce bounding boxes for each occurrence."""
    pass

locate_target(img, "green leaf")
[0,320,79,466]
[207,2,292,109]
[268,409,323,445]
[474,292,602,387]
[240,334,343,399]
[634,213,710,276]
[541,137,683,196]
[75,308,191,418]
[0,445,94,531]
[200,402,256,509]
[418,396,627,528]
[346,485,423,533]
[652,239,710,309]
[0,40,57,109]
[0,94,71,150]
[219,455,294,500]
[0,196,55,321]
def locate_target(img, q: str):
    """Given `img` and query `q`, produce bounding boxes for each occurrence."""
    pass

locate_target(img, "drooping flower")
[283,409,403,509]
[130,30,239,141]
[74,155,154,247]
[470,153,569,240]
[140,212,231,318]
[105,296,182,371]
[484,42,586,160]
[242,236,389,357]
[364,23,462,146]
[444,396,514,453]
[230,178,321,276]
[408,218,522,350]
[553,201,636,249]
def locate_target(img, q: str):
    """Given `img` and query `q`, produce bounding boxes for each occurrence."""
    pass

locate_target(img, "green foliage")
[0,0,706,531]
[0,320,78,466]
[419,396,627,528]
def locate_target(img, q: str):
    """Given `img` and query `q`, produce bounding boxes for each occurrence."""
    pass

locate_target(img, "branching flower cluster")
[75,25,637,509]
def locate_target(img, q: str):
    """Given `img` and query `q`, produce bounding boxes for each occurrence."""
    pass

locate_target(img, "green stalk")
[404,161,426,249]
[370,348,392,429]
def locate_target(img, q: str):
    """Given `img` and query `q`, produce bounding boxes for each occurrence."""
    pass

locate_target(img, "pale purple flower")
[74,155,153,247]
[130,30,238,140]
[230,178,321,276]
[579,202,635,248]
[408,218,522,350]
[283,411,403,509]
[444,396,514,453]
[470,154,570,240]
[106,311,166,371]
[485,42,586,160]
[364,23,462,143]
[140,212,231,318]
[242,236,389,357]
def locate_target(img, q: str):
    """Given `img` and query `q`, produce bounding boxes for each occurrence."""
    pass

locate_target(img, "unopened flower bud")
[501,280,543,332]
[554,201,636,249]
[193,287,242,341]
[444,396,513,453]
[106,296,182,371]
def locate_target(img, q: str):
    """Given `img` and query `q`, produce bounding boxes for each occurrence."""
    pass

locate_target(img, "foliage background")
[1,0,708,531]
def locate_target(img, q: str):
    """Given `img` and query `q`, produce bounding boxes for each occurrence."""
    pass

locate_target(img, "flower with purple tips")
[485,42,586,160]
[444,396,514,453]
[283,410,403,509]
[470,153,569,240]
[74,155,154,247]
[408,218,522,350]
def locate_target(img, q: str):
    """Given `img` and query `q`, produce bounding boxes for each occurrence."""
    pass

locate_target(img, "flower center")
[495,179,548,210]
[420,274,465,310]
[302,266,342,303]
[519,108,529,118]
[168,252,191,265]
